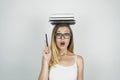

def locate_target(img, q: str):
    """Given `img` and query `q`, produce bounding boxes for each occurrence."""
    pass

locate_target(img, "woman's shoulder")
[69,52,84,61]
[75,54,84,65]
[76,54,83,60]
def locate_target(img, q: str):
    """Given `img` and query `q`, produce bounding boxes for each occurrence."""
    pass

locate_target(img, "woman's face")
[55,26,71,50]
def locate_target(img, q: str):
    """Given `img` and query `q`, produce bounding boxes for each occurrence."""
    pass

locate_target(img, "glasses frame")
[55,33,71,39]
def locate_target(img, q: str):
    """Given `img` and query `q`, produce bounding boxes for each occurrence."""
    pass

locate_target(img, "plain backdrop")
[0,0,120,80]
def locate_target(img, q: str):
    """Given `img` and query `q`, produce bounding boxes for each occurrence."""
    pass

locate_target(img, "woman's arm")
[38,58,49,80]
[38,46,51,80]
[77,55,84,80]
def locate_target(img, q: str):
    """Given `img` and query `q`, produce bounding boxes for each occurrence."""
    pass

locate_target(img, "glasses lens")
[55,33,61,39]
[64,33,70,39]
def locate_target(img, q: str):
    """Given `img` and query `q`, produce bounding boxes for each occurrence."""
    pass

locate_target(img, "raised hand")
[42,46,52,64]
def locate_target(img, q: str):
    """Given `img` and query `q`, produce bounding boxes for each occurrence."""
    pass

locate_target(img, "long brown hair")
[49,23,74,67]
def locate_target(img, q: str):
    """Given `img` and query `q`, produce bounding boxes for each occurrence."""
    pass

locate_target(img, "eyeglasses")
[55,33,71,39]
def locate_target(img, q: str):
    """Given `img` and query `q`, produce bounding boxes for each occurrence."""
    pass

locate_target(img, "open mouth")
[60,42,65,46]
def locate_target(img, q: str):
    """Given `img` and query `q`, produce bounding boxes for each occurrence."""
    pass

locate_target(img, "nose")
[61,35,65,39]
[59,34,65,39]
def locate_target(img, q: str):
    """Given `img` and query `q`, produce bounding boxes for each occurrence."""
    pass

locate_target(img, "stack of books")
[49,13,75,25]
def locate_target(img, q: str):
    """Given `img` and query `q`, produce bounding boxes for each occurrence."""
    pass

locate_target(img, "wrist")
[43,61,49,66]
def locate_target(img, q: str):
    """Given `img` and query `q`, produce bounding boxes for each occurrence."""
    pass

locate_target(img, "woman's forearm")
[38,61,49,80]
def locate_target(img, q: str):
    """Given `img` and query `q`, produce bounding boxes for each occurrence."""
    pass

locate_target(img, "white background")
[0,0,120,80]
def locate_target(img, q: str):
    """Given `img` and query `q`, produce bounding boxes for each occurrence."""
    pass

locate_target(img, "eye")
[56,33,61,36]
[64,33,70,36]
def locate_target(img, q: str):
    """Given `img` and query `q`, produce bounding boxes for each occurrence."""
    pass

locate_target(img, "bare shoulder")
[76,55,84,66]
[77,55,84,62]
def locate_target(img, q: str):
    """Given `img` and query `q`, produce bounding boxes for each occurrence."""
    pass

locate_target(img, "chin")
[58,46,66,50]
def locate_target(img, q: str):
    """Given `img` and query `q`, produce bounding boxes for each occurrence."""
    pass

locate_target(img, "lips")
[60,42,65,46]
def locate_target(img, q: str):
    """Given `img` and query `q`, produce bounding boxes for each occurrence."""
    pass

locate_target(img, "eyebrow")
[56,31,70,33]
[56,32,70,34]
[56,31,61,32]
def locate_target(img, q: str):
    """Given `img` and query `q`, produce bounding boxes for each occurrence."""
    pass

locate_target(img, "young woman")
[38,23,84,80]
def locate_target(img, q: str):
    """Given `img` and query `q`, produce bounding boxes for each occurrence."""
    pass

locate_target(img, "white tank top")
[49,55,78,80]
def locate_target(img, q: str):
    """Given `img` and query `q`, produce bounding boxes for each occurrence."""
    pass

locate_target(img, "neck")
[60,50,68,56]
